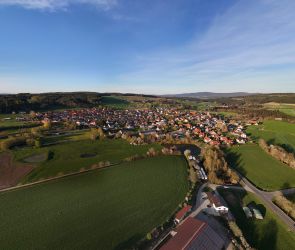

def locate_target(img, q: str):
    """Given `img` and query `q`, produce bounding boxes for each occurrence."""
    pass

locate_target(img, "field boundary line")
[0,162,120,193]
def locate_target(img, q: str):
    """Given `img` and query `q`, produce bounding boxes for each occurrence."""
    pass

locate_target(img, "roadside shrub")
[228,221,250,249]
[273,195,295,220]
[146,233,152,240]
[89,128,105,141]
[98,161,105,168]
[146,147,157,157]
[91,164,98,169]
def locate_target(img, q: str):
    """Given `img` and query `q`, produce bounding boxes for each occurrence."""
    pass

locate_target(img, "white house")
[207,192,229,215]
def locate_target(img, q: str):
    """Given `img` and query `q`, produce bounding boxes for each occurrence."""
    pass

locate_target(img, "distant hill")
[0,92,158,113]
[164,92,255,99]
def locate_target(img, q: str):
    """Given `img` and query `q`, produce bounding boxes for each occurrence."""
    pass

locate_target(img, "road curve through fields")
[239,175,295,232]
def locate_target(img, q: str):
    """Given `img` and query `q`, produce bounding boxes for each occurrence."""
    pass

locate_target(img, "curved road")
[238,176,295,232]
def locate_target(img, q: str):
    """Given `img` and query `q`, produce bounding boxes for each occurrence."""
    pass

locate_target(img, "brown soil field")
[0,152,33,189]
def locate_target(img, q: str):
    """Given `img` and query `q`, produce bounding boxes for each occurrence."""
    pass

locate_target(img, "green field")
[0,113,41,135]
[247,120,295,153]
[0,156,189,250]
[13,139,162,183]
[218,188,295,250]
[43,130,90,144]
[225,145,295,190]
[264,103,295,117]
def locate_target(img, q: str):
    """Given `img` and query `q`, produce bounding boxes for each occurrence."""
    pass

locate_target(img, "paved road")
[238,175,295,232]
[190,183,208,218]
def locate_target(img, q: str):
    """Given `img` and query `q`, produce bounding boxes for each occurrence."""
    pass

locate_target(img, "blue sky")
[0,0,295,94]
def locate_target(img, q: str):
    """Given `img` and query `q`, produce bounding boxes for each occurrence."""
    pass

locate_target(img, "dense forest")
[0,92,157,113]
[214,93,295,105]
[0,92,294,114]
[0,92,102,113]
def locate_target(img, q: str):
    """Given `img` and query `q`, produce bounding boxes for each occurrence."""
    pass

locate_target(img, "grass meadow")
[263,103,295,117]
[0,156,189,250]
[13,139,162,183]
[246,120,295,153]
[225,144,295,190]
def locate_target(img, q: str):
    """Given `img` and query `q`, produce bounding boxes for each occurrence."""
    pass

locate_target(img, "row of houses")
[16,107,250,145]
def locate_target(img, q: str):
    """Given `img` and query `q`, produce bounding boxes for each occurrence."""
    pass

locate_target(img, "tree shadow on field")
[247,201,267,218]
[47,150,54,160]
[267,138,294,154]
[223,149,247,179]
[281,182,291,190]
[114,234,143,250]
[267,138,276,145]
[219,187,278,250]
[258,219,278,250]
[278,143,294,154]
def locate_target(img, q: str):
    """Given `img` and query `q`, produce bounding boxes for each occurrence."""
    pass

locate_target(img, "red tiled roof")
[160,217,206,250]
[161,217,225,250]
[175,205,192,221]
[207,192,222,207]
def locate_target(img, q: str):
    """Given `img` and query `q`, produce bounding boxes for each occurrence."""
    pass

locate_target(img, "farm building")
[207,192,229,215]
[174,205,192,223]
[160,217,225,250]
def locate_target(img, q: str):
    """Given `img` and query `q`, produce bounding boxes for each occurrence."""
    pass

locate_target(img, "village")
[25,107,251,146]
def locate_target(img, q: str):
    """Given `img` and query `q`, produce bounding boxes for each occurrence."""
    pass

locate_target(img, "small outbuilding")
[174,205,192,224]
[252,208,263,220]
[243,207,252,218]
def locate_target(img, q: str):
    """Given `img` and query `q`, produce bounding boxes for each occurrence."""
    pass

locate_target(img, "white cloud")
[116,0,295,93]
[0,0,117,11]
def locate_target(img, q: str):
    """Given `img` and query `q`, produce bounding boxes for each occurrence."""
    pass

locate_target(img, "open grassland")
[225,145,295,190]
[0,114,41,135]
[218,188,295,250]
[264,102,295,117]
[247,120,295,153]
[0,156,188,250]
[43,130,90,144]
[0,119,40,131]
[13,139,162,183]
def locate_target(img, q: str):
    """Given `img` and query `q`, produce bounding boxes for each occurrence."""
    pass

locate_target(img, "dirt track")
[0,152,34,189]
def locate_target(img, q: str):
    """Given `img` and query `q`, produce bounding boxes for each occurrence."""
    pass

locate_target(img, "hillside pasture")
[13,139,162,183]
[225,145,295,190]
[247,120,295,153]
[0,156,189,250]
